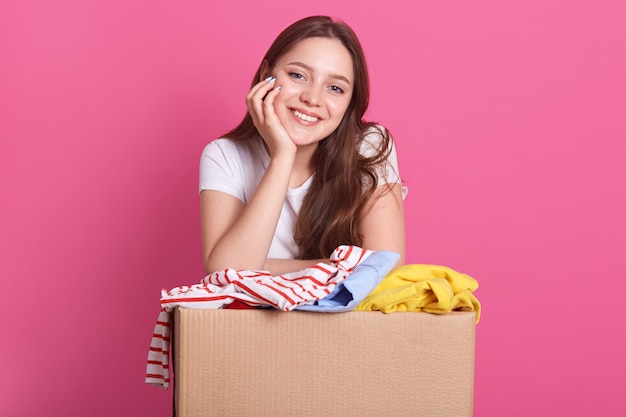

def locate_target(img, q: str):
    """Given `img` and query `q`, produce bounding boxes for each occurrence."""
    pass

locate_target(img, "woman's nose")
[300,84,322,106]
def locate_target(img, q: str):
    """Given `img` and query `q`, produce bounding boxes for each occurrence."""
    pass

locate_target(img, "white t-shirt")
[199,129,404,259]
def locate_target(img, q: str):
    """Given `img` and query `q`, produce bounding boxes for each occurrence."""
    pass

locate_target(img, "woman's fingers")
[262,82,281,105]
[247,77,277,125]
[247,77,284,136]
[245,77,295,157]
[260,84,282,123]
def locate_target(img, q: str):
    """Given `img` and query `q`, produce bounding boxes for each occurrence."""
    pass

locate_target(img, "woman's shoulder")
[363,123,390,137]
[199,135,268,195]
[359,124,394,156]
[202,135,265,159]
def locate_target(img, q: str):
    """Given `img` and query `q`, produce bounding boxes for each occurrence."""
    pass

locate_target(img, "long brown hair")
[224,15,392,259]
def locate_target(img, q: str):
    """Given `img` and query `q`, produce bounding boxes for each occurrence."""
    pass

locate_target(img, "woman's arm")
[263,258,330,275]
[359,183,406,267]
[201,189,328,274]
[201,77,312,274]
[200,151,294,273]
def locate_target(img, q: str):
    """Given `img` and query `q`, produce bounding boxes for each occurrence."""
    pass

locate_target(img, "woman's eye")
[289,72,304,80]
[329,85,344,94]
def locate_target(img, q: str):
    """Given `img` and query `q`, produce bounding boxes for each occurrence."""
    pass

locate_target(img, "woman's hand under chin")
[246,76,297,160]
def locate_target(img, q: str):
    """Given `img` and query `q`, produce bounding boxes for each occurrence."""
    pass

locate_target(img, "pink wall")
[2,1,625,416]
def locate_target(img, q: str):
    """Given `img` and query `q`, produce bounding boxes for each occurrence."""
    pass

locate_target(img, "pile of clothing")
[146,245,481,388]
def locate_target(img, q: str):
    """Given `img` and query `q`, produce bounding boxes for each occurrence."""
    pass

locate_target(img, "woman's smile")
[291,109,320,123]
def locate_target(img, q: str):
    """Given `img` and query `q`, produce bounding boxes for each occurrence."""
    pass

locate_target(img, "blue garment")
[295,251,400,313]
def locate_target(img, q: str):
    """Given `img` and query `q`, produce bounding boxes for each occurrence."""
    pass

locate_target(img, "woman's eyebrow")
[288,61,352,86]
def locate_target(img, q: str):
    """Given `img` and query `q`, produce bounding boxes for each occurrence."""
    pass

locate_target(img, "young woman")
[200,16,406,275]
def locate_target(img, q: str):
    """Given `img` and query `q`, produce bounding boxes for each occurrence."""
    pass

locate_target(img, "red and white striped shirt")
[146,245,372,388]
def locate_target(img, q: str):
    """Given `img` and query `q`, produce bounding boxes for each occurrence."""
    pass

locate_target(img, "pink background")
[2,1,625,416]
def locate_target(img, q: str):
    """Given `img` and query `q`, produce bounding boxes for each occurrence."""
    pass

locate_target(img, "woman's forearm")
[203,154,295,273]
[262,258,330,275]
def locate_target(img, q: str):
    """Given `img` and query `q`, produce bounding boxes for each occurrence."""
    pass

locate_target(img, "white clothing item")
[145,245,373,389]
[199,127,405,259]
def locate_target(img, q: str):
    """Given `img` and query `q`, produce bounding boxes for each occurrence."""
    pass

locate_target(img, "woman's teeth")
[293,110,318,122]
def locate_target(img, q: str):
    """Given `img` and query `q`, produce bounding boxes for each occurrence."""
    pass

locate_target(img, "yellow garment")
[355,264,481,323]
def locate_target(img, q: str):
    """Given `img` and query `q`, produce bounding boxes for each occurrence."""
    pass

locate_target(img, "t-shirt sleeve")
[199,139,245,202]
[359,127,405,189]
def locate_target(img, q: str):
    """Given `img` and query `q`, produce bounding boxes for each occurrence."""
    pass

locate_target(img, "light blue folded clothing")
[295,251,400,313]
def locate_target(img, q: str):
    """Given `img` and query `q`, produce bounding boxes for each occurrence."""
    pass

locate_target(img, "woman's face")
[269,37,354,148]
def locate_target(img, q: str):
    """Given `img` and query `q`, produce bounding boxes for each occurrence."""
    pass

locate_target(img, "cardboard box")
[173,308,476,417]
